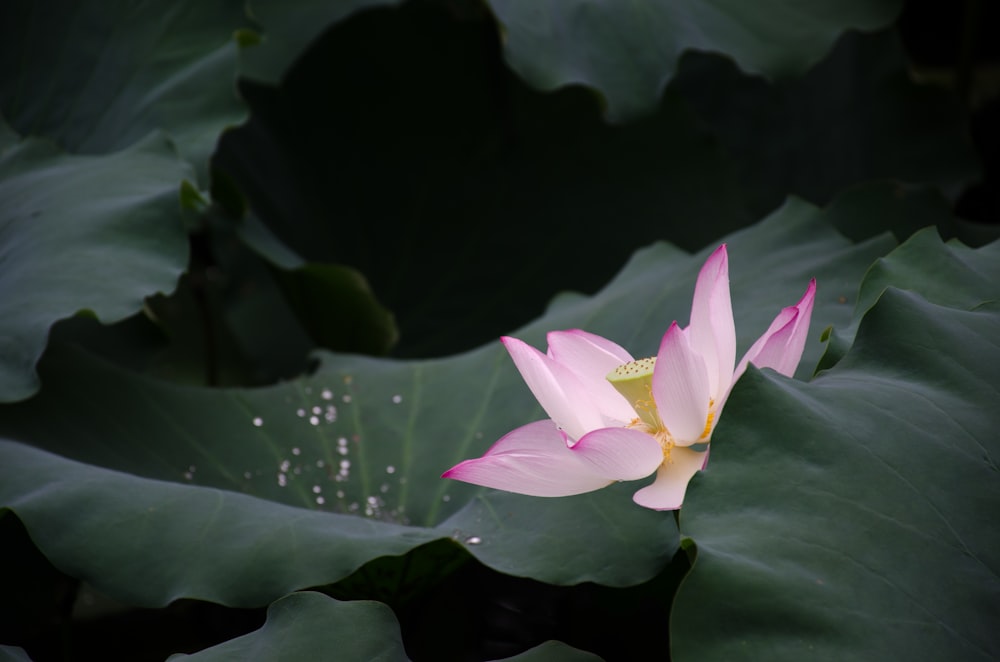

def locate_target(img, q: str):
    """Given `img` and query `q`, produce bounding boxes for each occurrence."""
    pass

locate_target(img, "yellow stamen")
[700,399,716,440]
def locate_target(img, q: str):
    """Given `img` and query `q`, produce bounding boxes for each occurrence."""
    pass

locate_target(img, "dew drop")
[336,490,345,499]
[342,394,352,404]
[252,416,264,427]
[316,459,325,468]
[277,473,288,487]
[340,460,351,470]
[309,415,320,426]
[385,465,396,474]
[291,447,301,456]
[312,485,322,494]
[337,445,349,456]
[465,536,482,545]
[243,471,252,480]
[324,405,337,422]
[279,460,291,473]
[321,388,333,400]
[391,394,402,404]
[311,405,322,415]
[296,408,306,417]
[442,494,451,502]
[316,496,326,505]
[380,483,390,493]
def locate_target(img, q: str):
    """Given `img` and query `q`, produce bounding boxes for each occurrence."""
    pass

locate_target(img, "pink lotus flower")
[443,245,816,510]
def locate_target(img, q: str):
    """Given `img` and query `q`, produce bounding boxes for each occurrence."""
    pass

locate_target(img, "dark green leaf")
[488,0,902,120]
[171,592,407,661]
[672,236,1000,659]
[0,0,247,181]
[0,128,191,402]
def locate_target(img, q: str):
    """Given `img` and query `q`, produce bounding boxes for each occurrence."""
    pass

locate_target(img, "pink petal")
[479,419,572,454]
[687,245,737,400]
[570,427,663,480]
[442,420,612,496]
[735,279,817,380]
[652,322,711,445]
[545,330,637,424]
[547,329,633,366]
[631,447,708,510]
[502,336,606,441]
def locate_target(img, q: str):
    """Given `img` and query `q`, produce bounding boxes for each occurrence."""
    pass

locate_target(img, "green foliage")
[171,592,407,661]
[672,235,1000,659]
[1,0,996,659]
[489,0,903,120]
[0,128,191,401]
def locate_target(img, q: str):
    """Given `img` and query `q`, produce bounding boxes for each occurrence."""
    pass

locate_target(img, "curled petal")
[570,427,663,480]
[631,447,708,510]
[502,336,605,440]
[442,420,612,496]
[688,245,736,400]
[478,419,571,454]
[736,279,817,381]
[546,330,636,424]
[547,329,633,367]
[652,322,711,445]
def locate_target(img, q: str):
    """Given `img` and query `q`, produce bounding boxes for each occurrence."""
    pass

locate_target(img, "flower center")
[607,357,718,460]
[606,358,675,460]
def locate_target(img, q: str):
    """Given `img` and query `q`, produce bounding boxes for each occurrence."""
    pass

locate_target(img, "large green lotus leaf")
[818,227,1000,371]
[215,0,755,358]
[0,0,247,181]
[675,29,980,217]
[171,592,407,661]
[487,0,901,121]
[671,238,1000,657]
[0,202,891,607]
[0,128,192,402]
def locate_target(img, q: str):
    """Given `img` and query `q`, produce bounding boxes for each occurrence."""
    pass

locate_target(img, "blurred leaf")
[675,29,980,216]
[0,127,191,402]
[818,180,957,244]
[171,592,407,661]
[273,263,398,356]
[0,0,248,182]
[0,202,890,608]
[216,0,754,357]
[491,640,603,662]
[672,235,1000,658]
[0,646,32,662]
[487,0,902,121]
